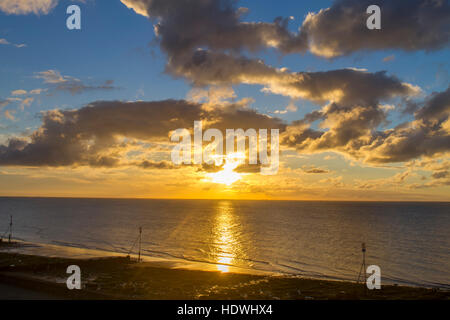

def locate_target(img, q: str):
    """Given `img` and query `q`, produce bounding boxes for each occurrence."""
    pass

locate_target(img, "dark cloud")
[416,86,450,124]
[198,163,223,173]
[432,171,449,179]
[121,0,429,117]
[0,99,283,168]
[197,163,263,174]
[0,100,10,108]
[234,163,261,173]
[0,100,200,167]
[0,87,448,169]
[169,49,419,103]
[411,161,450,188]
[53,79,117,95]
[279,70,422,154]
[299,0,450,58]
[34,70,118,95]
[137,160,176,169]
[283,87,450,164]
[121,0,306,56]
[122,0,449,62]
[364,87,450,163]
[304,167,329,174]
[283,103,387,151]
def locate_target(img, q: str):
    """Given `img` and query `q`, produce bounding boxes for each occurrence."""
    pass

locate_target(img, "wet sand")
[0,251,448,300]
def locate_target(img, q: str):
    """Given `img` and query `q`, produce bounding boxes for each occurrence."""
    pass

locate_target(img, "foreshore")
[0,248,448,300]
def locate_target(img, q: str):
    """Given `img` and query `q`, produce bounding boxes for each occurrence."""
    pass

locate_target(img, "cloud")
[405,158,450,188]
[0,38,26,48]
[3,88,444,171]
[30,88,45,95]
[11,90,27,96]
[319,176,344,188]
[1,89,46,114]
[383,55,395,63]
[0,99,283,168]
[120,0,306,55]
[120,0,435,117]
[34,70,117,95]
[120,0,306,90]
[0,0,58,15]
[283,103,387,152]
[432,171,448,179]
[0,97,22,109]
[283,87,450,164]
[303,166,329,174]
[3,110,15,120]
[273,102,298,114]
[234,163,262,173]
[363,87,450,163]
[19,97,34,110]
[137,160,176,169]
[354,170,413,190]
[122,0,449,63]
[35,70,69,84]
[169,49,420,102]
[0,100,10,108]
[299,0,450,58]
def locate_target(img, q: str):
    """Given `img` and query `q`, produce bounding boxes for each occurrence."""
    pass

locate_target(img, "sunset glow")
[205,153,245,186]
[0,0,448,202]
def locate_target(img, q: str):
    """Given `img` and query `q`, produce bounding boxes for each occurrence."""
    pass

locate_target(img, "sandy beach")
[0,248,448,300]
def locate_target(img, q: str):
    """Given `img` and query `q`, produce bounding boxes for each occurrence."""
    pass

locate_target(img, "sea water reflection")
[212,201,247,272]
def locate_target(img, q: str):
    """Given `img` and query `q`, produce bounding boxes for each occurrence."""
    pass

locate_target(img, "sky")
[0,0,449,200]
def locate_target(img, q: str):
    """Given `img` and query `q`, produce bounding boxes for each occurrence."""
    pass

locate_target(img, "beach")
[0,248,448,300]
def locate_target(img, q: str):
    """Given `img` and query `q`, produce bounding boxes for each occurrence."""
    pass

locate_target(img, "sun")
[205,152,245,186]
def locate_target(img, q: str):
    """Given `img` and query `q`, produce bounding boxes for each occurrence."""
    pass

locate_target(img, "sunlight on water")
[213,201,241,272]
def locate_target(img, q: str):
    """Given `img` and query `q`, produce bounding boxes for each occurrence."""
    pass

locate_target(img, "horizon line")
[0,195,449,203]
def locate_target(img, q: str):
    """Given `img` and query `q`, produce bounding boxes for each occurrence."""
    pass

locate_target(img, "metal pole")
[8,215,12,243]
[138,227,142,262]
[362,242,367,293]
[362,243,366,282]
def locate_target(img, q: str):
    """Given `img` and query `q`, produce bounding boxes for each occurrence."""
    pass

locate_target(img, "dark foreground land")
[0,251,448,300]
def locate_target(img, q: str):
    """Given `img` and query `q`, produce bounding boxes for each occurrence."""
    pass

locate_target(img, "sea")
[0,198,448,288]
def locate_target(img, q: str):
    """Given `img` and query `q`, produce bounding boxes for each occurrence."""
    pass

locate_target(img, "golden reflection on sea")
[212,201,245,272]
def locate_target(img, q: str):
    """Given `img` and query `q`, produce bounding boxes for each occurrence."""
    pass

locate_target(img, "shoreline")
[0,239,273,276]
[0,245,448,300]
[2,240,449,291]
